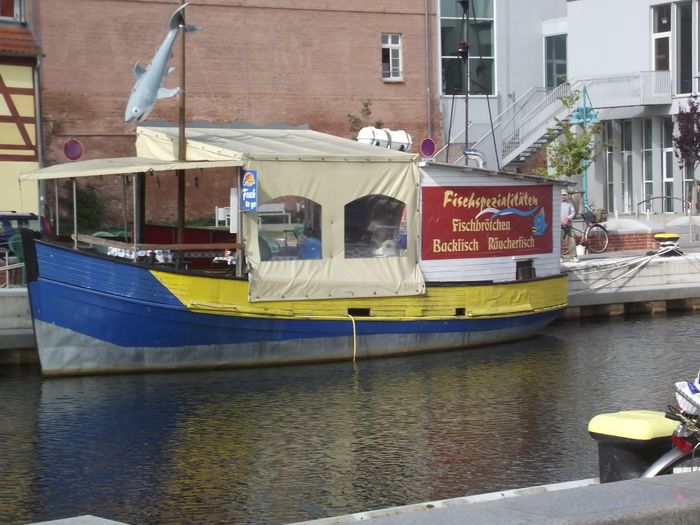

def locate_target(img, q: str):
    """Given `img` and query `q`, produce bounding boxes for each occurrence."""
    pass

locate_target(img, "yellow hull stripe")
[150,271,568,321]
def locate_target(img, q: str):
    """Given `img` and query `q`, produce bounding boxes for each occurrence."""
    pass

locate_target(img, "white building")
[438,0,696,220]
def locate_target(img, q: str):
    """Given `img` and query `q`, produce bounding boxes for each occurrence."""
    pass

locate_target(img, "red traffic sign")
[420,137,436,157]
[64,139,83,161]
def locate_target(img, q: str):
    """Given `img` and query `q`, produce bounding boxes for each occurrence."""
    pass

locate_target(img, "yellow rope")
[347,314,357,362]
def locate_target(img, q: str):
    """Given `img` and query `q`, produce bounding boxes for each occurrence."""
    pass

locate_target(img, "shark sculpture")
[125,3,198,123]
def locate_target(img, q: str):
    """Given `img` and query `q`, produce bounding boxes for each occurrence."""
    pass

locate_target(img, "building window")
[440,0,494,95]
[652,4,671,71]
[683,166,695,213]
[381,33,403,81]
[642,119,653,213]
[0,0,20,20]
[545,34,567,90]
[676,2,692,94]
[662,117,675,212]
[621,120,633,213]
[605,122,615,212]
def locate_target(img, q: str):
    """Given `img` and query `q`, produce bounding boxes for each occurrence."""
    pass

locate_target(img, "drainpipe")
[34,56,45,217]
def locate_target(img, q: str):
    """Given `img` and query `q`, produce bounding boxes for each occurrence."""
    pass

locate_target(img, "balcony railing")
[469,70,672,168]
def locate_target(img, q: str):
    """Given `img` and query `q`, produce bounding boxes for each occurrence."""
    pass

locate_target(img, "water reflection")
[1,313,698,525]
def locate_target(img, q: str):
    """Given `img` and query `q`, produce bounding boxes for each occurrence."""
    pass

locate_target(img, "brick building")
[0,0,40,214]
[26,0,440,225]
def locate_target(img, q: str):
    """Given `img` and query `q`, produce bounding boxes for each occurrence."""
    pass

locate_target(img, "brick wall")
[36,0,441,226]
[606,232,658,252]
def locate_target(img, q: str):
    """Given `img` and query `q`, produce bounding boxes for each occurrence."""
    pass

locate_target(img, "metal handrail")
[1,245,23,288]
[467,70,672,168]
[636,196,693,241]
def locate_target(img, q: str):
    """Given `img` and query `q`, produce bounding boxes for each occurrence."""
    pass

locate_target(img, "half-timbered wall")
[0,58,38,212]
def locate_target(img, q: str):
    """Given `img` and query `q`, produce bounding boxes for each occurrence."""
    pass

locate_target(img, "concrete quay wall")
[27,472,700,524]
[0,287,36,364]
[561,252,700,319]
[288,472,700,525]
[4,251,700,360]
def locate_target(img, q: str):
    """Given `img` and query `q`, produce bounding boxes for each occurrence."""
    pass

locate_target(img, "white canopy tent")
[20,126,426,302]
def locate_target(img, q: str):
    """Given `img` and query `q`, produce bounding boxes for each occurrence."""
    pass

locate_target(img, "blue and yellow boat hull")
[27,240,567,375]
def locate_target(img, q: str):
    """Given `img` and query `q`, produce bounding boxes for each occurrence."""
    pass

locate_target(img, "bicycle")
[562,203,609,255]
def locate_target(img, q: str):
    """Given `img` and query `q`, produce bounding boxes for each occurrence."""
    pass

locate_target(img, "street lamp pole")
[457,1,469,157]
[569,84,599,207]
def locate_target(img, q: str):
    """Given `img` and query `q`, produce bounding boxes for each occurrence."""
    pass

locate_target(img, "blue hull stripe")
[30,241,562,349]
[30,278,560,348]
[34,242,184,307]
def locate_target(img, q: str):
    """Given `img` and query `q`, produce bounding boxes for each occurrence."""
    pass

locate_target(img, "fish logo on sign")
[240,170,258,212]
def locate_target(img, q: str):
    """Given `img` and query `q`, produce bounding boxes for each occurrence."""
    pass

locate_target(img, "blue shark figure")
[125,3,198,123]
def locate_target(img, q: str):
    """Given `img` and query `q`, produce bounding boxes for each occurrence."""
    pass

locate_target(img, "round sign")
[420,137,436,157]
[64,139,83,161]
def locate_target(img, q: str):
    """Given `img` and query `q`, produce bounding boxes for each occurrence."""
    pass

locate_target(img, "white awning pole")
[72,178,78,250]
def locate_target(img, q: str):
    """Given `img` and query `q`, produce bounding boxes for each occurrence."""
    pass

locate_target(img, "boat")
[18,125,567,375]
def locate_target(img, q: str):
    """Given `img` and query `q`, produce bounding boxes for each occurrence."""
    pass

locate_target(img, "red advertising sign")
[421,185,553,259]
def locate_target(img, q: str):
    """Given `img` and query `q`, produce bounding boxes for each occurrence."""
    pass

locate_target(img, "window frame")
[605,121,615,213]
[0,0,22,21]
[544,34,567,90]
[652,4,671,73]
[381,32,403,82]
[662,116,675,213]
[642,119,654,213]
[675,1,692,95]
[621,120,633,214]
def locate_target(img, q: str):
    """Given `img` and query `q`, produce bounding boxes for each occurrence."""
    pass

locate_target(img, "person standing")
[298,227,322,259]
[561,190,577,262]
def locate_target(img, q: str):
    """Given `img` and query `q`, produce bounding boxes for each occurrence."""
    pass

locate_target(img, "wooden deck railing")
[72,234,245,275]
[73,233,244,253]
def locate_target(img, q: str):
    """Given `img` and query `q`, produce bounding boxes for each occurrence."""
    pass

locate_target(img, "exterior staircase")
[444,71,672,171]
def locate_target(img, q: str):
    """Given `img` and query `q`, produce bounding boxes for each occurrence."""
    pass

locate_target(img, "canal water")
[1,312,699,525]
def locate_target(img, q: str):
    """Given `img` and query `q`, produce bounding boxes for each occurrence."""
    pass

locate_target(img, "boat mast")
[458,0,469,155]
[176,0,187,245]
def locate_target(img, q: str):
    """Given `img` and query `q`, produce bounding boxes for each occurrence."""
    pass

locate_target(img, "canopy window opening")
[344,195,406,258]
[257,196,322,261]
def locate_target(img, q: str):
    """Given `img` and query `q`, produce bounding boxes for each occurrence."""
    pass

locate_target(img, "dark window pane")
[442,58,465,94]
[655,37,669,70]
[0,0,14,17]
[382,48,390,78]
[545,35,567,90]
[441,18,464,57]
[441,0,493,19]
[469,58,493,95]
[654,4,671,32]
[471,0,493,18]
[440,0,463,18]
[622,120,632,151]
[663,117,673,147]
[644,119,652,147]
[554,34,566,59]
[468,20,493,56]
[678,2,692,93]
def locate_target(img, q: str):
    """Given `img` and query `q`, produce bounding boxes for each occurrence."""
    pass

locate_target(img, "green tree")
[535,88,601,179]
[59,185,103,231]
[347,99,384,135]
[669,94,700,174]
